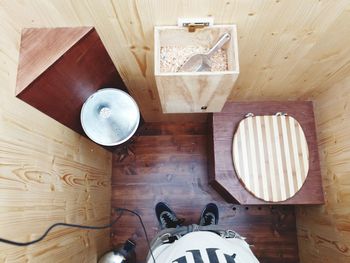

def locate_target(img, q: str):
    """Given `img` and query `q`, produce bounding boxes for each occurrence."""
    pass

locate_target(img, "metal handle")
[206,33,231,57]
[275,112,288,116]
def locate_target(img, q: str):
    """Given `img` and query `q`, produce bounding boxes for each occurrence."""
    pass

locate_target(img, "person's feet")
[155,202,184,229]
[199,203,219,226]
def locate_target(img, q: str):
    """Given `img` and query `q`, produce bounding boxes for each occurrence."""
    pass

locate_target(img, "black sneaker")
[199,203,219,226]
[155,202,184,229]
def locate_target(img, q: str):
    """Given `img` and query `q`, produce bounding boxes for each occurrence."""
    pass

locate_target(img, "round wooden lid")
[232,114,309,202]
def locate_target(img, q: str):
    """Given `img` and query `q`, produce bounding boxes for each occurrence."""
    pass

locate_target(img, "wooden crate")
[154,25,239,113]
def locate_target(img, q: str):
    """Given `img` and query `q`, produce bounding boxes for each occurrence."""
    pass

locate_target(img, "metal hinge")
[183,22,210,32]
[178,17,214,32]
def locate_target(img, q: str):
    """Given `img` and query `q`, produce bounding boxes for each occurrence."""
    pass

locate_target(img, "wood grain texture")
[209,101,324,205]
[233,115,309,202]
[111,122,299,263]
[0,16,112,263]
[16,27,92,95]
[296,76,350,263]
[2,0,350,121]
[154,25,239,113]
[156,73,238,113]
[1,1,350,262]
[16,27,127,135]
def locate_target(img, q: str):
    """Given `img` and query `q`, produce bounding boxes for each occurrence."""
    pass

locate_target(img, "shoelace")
[160,212,184,228]
[203,213,215,226]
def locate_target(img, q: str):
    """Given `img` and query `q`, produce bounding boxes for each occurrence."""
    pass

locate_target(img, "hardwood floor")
[111,122,299,263]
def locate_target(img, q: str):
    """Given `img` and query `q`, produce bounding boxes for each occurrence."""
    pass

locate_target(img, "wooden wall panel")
[1,1,350,261]
[1,1,350,122]
[0,10,112,263]
[296,77,350,262]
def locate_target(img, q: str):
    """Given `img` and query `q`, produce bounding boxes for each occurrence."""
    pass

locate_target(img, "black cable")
[116,208,156,263]
[0,208,156,263]
[0,211,123,246]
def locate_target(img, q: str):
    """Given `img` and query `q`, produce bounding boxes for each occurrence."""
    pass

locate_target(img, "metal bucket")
[81,88,140,146]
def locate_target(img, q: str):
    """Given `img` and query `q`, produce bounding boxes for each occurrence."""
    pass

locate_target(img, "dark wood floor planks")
[111,122,299,263]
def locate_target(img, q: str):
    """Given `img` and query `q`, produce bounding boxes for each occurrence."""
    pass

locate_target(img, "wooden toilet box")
[154,25,239,113]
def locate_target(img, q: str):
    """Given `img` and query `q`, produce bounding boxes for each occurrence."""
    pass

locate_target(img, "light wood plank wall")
[2,0,350,122]
[0,3,112,262]
[294,4,350,262]
[296,76,350,262]
[2,1,350,262]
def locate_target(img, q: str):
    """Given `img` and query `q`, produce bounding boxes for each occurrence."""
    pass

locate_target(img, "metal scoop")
[179,32,231,72]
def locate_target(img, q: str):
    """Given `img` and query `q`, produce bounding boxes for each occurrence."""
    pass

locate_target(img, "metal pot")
[81,88,140,146]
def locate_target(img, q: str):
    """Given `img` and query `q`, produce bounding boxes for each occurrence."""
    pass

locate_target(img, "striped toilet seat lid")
[232,113,309,202]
